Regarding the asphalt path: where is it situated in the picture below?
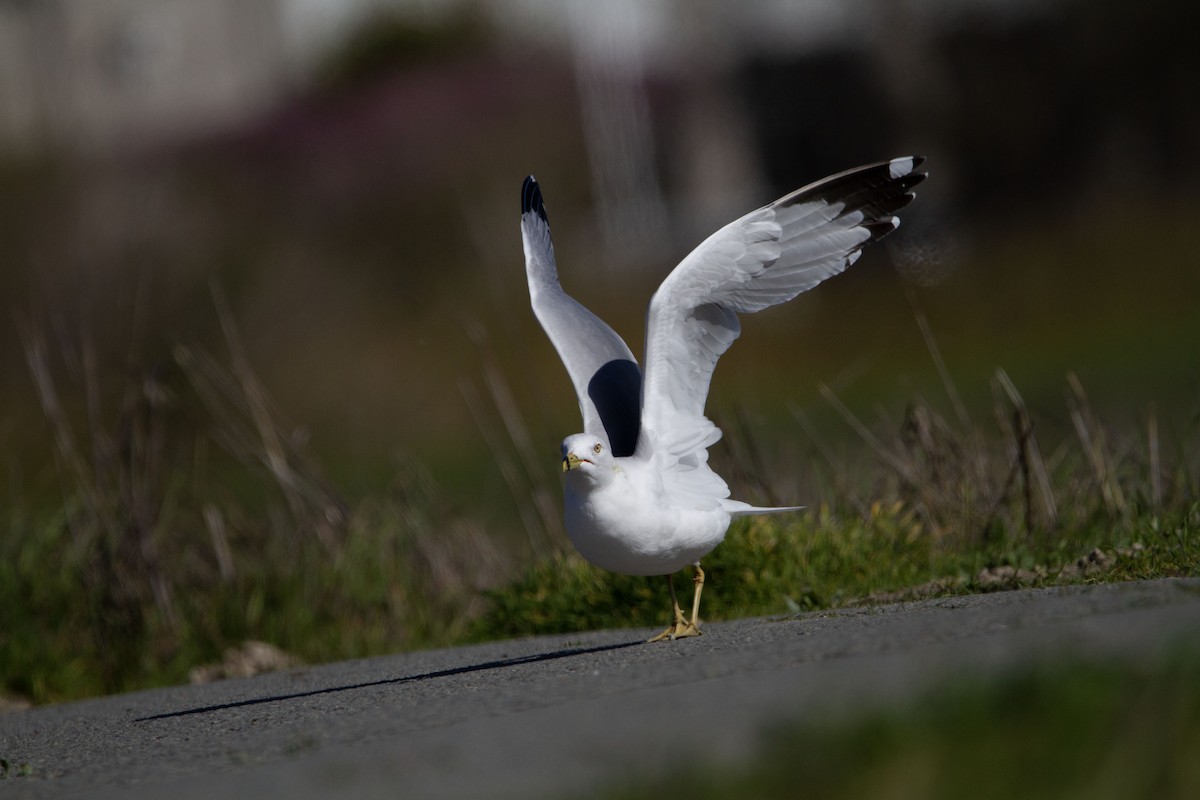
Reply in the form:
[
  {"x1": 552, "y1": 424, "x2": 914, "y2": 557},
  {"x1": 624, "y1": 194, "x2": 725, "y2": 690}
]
[{"x1": 3, "y1": 578, "x2": 1199, "y2": 799}]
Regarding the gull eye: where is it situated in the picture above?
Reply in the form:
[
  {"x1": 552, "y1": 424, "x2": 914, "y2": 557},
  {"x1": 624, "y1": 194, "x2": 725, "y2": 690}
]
[{"x1": 593, "y1": 442, "x2": 603, "y2": 455}]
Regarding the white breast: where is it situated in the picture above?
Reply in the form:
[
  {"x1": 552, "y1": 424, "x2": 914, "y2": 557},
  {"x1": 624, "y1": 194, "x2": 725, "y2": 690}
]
[{"x1": 563, "y1": 470, "x2": 731, "y2": 576}]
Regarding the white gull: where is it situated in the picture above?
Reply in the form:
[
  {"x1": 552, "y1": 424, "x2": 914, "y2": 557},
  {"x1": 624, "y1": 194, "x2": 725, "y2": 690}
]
[{"x1": 520, "y1": 157, "x2": 927, "y2": 641}]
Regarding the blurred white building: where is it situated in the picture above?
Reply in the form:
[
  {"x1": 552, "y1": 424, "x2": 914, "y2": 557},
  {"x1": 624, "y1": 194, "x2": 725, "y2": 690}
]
[
  {"x1": 0, "y1": 0, "x2": 291, "y2": 155},
  {"x1": 0, "y1": 0, "x2": 1047, "y2": 158},
  {"x1": 0, "y1": 0, "x2": 929, "y2": 156}
]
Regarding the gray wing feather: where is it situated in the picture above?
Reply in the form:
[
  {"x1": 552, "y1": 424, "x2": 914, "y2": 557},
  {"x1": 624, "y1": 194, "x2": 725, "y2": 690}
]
[
  {"x1": 641, "y1": 157, "x2": 927, "y2": 471},
  {"x1": 521, "y1": 176, "x2": 642, "y2": 456}
]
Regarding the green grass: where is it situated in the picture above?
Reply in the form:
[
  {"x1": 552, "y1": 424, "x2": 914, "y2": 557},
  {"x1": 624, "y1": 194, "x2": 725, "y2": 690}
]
[
  {"x1": 0, "y1": 490, "x2": 503, "y2": 701},
  {"x1": 596, "y1": 647, "x2": 1200, "y2": 800},
  {"x1": 2, "y1": 282, "x2": 1199, "y2": 705},
  {"x1": 1, "y1": 309, "x2": 512, "y2": 703},
  {"x1": 4, "y1": 336, "x2": 1199, "y2": 703},
  {"x1": 6, "y1": 484, "x2": 1195, "y2": 702},
  {"x1": 471, "y1": 503, "x2": 1200, "y2": 639}
]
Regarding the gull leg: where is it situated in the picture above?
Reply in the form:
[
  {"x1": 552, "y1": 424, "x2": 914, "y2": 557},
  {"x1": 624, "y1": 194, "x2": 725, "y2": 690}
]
[
  {"x1": 647, "y1": 571, "x2": 702, "y2": 643},
  {"x1": 647, "y1": 574, "x2": 683, "y2": 643},
  {"x1": 688, "y1": 563, "x2": 705, "y2": 631}
]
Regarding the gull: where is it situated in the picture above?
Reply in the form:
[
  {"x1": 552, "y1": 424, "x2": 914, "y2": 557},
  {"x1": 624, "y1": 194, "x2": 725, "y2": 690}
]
[{"x1": 520, "y1": 157, "x2": 926, "y2": 641}]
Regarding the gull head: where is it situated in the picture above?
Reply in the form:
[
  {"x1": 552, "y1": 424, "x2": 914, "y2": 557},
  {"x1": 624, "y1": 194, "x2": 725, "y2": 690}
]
[{"x1": 561, "y1": 433, "x2": 615, "y2": 482}]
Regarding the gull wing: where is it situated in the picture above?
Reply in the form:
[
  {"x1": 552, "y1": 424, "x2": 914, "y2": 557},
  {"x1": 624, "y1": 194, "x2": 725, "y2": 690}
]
[
  {"x1": 521, "y1": 176, "x2": 642, "y2": 456},
  {"x1": 639, "y1": 157, "x2": 927, "y2": 491}
]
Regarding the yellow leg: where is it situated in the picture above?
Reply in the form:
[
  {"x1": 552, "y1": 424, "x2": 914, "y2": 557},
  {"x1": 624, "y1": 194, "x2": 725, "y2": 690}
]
[
  {"x1": 647, "y1": 567, "x2": 703, "y2": 643},
  {"x1": 689, "y1": 563, "x2": 705, "y2": 629}
]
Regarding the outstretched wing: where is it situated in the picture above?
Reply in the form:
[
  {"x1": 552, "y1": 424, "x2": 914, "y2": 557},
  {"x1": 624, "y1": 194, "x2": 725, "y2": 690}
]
[
  {"x1": 639, "y1": 156, "x2": 927, "y2": 482},
  {"x1": 521, "y1": 176, "x2": 642, "y2": 456}
]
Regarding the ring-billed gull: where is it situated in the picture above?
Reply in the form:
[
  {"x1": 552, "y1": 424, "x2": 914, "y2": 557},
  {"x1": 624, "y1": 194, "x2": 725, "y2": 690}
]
[{"x1": 520, "y1": 157, "x2": 926, "y2": 641}]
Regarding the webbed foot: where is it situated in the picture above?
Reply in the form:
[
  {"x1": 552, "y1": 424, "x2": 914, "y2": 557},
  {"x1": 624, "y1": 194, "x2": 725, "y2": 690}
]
[{"x1": 646, "y1": 570, "x2": 704, "y2": 642}]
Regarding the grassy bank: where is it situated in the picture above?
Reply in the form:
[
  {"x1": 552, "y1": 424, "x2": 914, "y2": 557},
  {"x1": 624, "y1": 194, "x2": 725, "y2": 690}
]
[
  {"x1": 2, "y1": 291, "x2": 1198, "y2": 704},
  {"x1": 471, "y1": 505, "x2": 1200, "y2": 641}
]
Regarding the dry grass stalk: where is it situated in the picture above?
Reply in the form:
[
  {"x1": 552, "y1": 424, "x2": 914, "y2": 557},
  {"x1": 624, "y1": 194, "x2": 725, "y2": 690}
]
[
  {"x1": 909, "y1": 293, "x2": 997, "y2": 512},
  {"x1": 818, "y1": 382, "x2": 920, "y2": 486},
  {"x1": 203, "y1": 503, "x2": 235, "y2": 582},
  {"x1": 788, "y1": 402, "x2": 869, "y2": 516},
  {"x1": 810, "y1": 313, "x2": 1111, "y2": 542},
  {"x1": 819, "y1": 382, "x2": 966, "y2": 538},
  {"x1": 994, "y1": 368, "x2": 1058, "y2": 529},
  {"x1": 210, "y1": 284, "x2": 346, "y2": 551},
  {"x1": 175, "y1": 284, "x2": 348, "y2": 553},
  {"x1": 909, "y1": 293, "x2": 970, "y2": 432},
  {"x1": 17, "y1": 291, "x2": 181, "y2": 673},
  {"x1": 1066, "y1": 371, "x2": 1127, "y2": 516},
  {"x1": 1147, "y1": 405, "x2": 1162, "y2": 511},
  {"x1": 466, "y1": 321, "x2": 563, "y2": 551},
  {"x1": 18, "y1": 318, "x2": 93, "y2": 540},
  {"x1": 459, "y1": 375, "x2": 552, "y2": 555},
  {"x1": 717, "y1": 403, "x2": 784, "y2": 507}
]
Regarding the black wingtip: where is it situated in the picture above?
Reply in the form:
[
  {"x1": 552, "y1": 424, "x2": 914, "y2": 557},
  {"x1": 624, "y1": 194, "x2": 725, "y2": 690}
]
[
  {"x1": 521, "y1": 175, "x2": 548, "y2": 223},
  {"x1": 886, "y1": 155, "x2": 928, "y2": 182}
]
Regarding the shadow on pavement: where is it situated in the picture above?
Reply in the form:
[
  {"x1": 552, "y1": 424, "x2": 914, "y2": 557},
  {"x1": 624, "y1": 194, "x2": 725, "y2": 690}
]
[{"x1": 135, "y1": 639, "x2": 644, "y2": 722}]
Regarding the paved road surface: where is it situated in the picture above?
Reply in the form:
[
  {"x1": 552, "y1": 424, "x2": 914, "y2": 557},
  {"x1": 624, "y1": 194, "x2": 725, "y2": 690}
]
[{"x1": 2, "y1": 578, "x2": 1198, "y2": 798}]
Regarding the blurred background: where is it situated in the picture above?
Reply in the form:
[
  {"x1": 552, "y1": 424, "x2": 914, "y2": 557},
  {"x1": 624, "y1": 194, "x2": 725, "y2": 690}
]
[{"x1": 1, "y1": 0, "x2": 1198, "y2": 698}]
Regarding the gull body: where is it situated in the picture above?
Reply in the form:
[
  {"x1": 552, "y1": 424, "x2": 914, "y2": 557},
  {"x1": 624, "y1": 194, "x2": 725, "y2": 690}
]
[
  {"x1": 560, "y1": 431, "x2": 733, "y2": 576},
  {"x1": 521, "y1": 158, "x2": 927, "y2": 639}
]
